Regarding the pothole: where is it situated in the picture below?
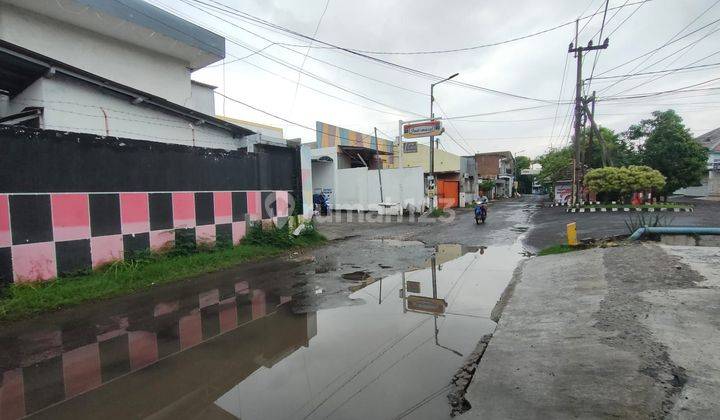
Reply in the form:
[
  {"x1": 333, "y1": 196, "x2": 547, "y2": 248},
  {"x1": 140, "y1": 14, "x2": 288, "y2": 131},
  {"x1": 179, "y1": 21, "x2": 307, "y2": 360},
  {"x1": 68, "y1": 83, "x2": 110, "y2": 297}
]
[{"x1": 341, "y1": 271, "x2": 372, "y2": 281}]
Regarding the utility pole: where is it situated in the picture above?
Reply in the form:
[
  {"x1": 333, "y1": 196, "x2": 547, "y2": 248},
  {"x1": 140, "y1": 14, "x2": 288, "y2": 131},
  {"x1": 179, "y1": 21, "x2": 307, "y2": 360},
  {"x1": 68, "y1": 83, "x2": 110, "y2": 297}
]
[
  {"x1": 586, "y1": 91, "x2": 596, "y2": 171},
  {"x1": 569, "y1": 36, "x2": 608, "y2": 204},
  {"x1": 430, "y1": 85, "x2": 436, "y2": 210},
  {"x1": 429, "y1": 73, "x2": 459, "y2": 210},
  {"x1": 374, "y1": 127, "x2": 384, "y2": 202}
]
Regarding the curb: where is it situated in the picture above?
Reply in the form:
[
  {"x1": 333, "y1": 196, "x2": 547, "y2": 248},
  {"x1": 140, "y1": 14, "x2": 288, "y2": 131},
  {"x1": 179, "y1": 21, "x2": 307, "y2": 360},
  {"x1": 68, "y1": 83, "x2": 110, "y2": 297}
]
[{"x1": 566, "y1": 206, "x2": 693, "y2": 213}]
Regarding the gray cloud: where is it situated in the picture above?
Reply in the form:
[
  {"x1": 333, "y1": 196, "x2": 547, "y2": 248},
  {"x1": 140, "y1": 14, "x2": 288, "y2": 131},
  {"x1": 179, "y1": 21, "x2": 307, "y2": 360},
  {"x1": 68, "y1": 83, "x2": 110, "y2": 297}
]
[{"x1": 154, "y1": 0, "x2": 720, "y2": 158}]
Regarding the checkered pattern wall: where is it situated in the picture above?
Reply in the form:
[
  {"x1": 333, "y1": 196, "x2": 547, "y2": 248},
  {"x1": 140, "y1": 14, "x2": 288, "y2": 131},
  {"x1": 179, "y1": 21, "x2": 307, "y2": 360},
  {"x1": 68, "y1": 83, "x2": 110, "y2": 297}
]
[
  {"x1": 0, "y1": 191, "x2": 291, "y2": 283},
  {"x1": 0, "y1": 281, "x2": 301, "y2": 418}
]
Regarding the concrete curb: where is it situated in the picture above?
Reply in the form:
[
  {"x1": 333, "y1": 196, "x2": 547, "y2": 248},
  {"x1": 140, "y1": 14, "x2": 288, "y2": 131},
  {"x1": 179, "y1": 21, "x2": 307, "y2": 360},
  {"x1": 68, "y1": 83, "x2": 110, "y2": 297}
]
[{"x1": 566, "y1": 206, "x2": 693, "y2": 213}]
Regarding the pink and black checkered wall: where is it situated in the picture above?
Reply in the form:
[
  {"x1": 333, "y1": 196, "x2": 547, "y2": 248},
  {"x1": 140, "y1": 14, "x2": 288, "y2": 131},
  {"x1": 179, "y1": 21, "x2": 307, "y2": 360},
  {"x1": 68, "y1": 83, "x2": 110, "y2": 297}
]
[{"x1": 0, "y1": 126, "x2": 302, "y2": 284}]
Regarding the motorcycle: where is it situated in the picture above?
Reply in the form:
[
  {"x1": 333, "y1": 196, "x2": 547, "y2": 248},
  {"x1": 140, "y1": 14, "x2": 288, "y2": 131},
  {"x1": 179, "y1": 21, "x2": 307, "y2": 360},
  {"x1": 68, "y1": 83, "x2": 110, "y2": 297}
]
[{"x1": 474, "y1": 203, "x2": 487, "y2": 224}]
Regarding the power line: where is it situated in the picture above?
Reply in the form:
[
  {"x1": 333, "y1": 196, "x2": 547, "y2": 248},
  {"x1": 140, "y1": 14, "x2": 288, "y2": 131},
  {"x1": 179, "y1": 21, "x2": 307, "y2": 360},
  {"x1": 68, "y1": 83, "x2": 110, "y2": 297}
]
[
  {"x1": 587, "y1": 0, "x2": 611, "y2": 87},
  {"x1": 598, "y1": 76, "x2": 720, "y2": 100},
  {"x1": 591, "y1": 61, "x2": 720, "y2": 79},
  {"x1": 131, "y1": 0, "x2": 428, "y2": 119},
  {"x1": 288, "y1": 0, "x2": 331, "y2": 118},
  {"x1": 183, "y1": 1, "x2": 428, "y2": 97},
  {"x1": 197, "y1": 0, "x2": 654, "y2": 55},
  {"x1": 549, "y1": 54, "x2": 571, "y2": 149},
  {"x1": 599, "y1": 24, "x2": 720, "y2": 95},
  {"x1": 184, "y1": 0, "x2": 559, "y2": 103},
  {"x1": 214, "y1": 91, "x2": 399, "y2": 149},
  {"x1": 595, "y1": 15, "x2": 720, "y2": 78},
  {"x1": 433, "y1": 100, "x2": 475, "y2": 154},
  {"x1": 610, "y1": 49, "x2": 720, "y2": 96},
  {"x1": 442, "y1": 104, "x2": 568, "y2": 121},
  {"x1": 605, "y1": 0, "x2": 647, "y2": 38}
]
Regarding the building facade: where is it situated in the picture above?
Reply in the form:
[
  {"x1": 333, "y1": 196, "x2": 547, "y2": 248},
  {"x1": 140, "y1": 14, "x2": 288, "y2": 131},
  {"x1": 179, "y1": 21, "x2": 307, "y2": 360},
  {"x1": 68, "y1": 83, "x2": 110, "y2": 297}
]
[
  {"x1": 676, "y1": 128, "x2": 720, "y2": 197},
  {"x1": 475, "y1": 151, "x2": 515, "y2": 198},
  {"x1": 398, "y1": 142, "x2": 462, "y2": 208},
  {"x1": 0, "y1": 0, "x2": 306, "y2": 283}
]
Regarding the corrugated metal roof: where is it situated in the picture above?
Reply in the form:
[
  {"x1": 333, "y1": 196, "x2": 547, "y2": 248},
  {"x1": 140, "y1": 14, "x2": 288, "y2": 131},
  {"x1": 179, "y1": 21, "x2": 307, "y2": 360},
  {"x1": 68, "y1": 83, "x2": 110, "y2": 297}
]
[{"x1": 695, "y1": 127, "x2": 720, "y2": 152}]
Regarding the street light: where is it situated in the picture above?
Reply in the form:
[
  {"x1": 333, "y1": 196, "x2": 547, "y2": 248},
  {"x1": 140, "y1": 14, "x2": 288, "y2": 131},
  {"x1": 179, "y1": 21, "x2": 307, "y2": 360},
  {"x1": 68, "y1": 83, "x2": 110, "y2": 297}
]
[{"x1": 429, "y1": 72, "x2": 459, "y2": 210}]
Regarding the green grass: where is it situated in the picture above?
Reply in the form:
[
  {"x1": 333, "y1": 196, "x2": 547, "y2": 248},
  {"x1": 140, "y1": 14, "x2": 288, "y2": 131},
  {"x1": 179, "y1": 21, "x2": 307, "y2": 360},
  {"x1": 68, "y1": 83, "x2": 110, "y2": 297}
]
[
  {"x1": 0, "y1": 223, "x2": 325, "y2": 323},
  {"x1": 537, "y1": 244, "x2": 581, "y2": 256},
  {"x1": 428, "y1": 208, "x2": 448, "y2": 218}
]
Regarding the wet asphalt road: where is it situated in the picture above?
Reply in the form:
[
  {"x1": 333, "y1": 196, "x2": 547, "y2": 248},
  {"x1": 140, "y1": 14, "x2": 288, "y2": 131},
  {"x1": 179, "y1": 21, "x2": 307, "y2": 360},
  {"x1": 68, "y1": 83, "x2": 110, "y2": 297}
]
[
  {"x1": 1, "y1": 196, "x2": 715, "y2": 419},
  {"x1": 524, "y1": 197, "x2": 720, "y2": 252},
  {"x1": 0, "y1": 198, "x2": 538, "y2": 420}
]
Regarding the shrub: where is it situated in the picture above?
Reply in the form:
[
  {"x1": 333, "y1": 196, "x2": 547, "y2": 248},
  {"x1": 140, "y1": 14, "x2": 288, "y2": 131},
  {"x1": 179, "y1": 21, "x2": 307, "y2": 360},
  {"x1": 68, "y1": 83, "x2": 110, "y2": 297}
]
[{"x1": 584, "y1": 166, "x2": 665, "y2": 201}]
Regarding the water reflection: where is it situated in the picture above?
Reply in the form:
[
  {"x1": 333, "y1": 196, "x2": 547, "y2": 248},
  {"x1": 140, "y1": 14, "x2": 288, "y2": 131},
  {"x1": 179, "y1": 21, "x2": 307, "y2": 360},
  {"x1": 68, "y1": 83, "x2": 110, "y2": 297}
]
[
  {"x1": 216, "y1": 243, "x2": 523, "y2": 420},
  {"x1": 0, "y1": 242, "x2": 524, "y2": 420},
  {"x1": 0, "y1": 281, "x2": 313, "y2": 419}
]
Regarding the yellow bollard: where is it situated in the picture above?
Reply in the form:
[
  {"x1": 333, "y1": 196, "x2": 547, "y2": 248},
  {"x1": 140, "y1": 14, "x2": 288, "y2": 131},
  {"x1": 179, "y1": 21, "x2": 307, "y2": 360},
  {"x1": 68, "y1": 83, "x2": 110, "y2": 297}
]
[{"x1": 566, "y1": 222, "x2": 578, "y2": 246}]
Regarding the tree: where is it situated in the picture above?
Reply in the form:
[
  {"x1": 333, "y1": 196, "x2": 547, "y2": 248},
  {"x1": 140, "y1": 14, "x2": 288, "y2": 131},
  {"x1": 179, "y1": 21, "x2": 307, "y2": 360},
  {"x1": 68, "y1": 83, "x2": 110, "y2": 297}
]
[
  {"x1": 626, "y1": 165, "x2": 666, "y2": 192},
  {"x1": 536, "y1": 147, "x2": 573, "y2": 185},
  {"x1": 626, "y1": 110, "x2": 708, "y2": 199},
  {"x1": 580, "y1": 126, "x2": 639, "y2": 169},
  {"x1": 478, "y1": 179, "x2": 496, "y2": 194},
  {"x1": 514, "y1": 155, "x2": 531, "y2": 176},
  {"x1": 584, "y1": 166, "x2": 665, "y2": 202}
]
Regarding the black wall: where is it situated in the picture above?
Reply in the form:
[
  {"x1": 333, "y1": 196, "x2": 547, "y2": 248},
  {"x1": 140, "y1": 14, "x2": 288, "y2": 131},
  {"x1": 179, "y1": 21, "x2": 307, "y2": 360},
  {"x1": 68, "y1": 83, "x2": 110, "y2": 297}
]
[{"x1": 0, "y1": 126, "x2": 299, "y2": 193}]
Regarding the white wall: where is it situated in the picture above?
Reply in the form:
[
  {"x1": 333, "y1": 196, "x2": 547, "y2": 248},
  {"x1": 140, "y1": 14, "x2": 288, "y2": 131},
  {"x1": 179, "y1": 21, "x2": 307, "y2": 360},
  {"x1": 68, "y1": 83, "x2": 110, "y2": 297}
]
[
  {"x1": 10, "y1": 75, "x2": 241, "y2": 150},
  {"x1": 186, "y1": 83, "x2": 216, "y2": 116},
  {"x1": 335, "y1": 166, "x2": 425, "y2": 213},
  {"x1": 0, "y1": 2, "x2": 191, "y2": 105}
]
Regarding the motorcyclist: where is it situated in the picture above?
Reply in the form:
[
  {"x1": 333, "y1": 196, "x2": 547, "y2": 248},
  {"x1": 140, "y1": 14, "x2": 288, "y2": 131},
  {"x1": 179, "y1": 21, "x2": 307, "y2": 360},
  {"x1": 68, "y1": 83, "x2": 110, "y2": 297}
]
[{"x1": 474, "y1": 195, "x2": 489, "y2": 223}]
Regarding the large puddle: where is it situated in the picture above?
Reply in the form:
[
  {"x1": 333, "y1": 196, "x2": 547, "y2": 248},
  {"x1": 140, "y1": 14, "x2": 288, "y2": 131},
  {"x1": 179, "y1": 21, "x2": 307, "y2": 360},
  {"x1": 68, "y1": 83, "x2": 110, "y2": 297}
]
[{"x1": 0, "y1": 241, "x2": 524, "y2": 420}]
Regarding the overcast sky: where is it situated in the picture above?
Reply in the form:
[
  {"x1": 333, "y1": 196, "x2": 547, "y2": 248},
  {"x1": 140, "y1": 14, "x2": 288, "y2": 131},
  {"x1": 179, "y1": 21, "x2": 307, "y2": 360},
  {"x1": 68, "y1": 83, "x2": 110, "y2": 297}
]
[{"x1": 150, "y1": 0, "x2": 719, "y2": 158}]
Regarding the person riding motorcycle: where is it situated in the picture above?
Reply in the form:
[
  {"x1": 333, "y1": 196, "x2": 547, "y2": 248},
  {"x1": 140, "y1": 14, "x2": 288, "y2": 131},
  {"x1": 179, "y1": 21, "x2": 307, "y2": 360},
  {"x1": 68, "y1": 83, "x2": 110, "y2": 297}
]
[{"x1": 474, "y1": 195, "x2": 488, "y2": 224}]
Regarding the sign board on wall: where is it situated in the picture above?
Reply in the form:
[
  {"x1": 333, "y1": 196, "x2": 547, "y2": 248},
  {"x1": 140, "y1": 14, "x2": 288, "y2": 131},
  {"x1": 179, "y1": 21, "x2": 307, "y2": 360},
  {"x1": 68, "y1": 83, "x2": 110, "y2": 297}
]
[
  {"x1": 403, "y1": 142, "x2": 418, "y2": 153},
  {"x1": 554, "y1": 181, "x2": 572, "y2": 204},
  {"x1": 403, "y1": 120, "x2": 443, "y2": 138}
]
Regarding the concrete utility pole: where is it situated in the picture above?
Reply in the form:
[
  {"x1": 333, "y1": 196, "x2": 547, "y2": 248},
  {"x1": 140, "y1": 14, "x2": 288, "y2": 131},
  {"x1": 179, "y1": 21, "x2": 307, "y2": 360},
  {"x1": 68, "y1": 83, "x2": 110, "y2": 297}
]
[
  {"x1": 374, "y1": 127, "x2": 384, "y2": 202},
  {"x1": 569, "y1": 36, "x2": 608, "y2": 204},
  {"x1": 429, "y1": 73, "x2": 459, "y2": 210},
  {"x1": 586, "y1": 91, "x2": 596, "y2": 167}
]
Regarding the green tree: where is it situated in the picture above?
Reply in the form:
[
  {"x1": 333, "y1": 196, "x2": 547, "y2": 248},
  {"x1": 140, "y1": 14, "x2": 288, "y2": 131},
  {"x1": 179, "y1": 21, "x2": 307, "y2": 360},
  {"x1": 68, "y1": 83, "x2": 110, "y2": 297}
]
[
  {"x1": 626, "y1": 110, "x2": 708, "y2": 199},
  {"x1": 514, "y1": 155, "x2": 531, "y2": 176},
  {"x1": 536, "y1": 147, "x2": 573, "y2": 185},
  {"x1": 580, "y1": 126, "x2": 639, "y2": 169},
  {"x1": 478, "y1": 179, "x2": 496, "y2": 194}
]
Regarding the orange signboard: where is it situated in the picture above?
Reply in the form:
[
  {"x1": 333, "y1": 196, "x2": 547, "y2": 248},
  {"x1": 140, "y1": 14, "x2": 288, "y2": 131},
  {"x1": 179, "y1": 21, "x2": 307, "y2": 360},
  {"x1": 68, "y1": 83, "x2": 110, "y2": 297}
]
[{"x1": 403, "y1": 120, "x2": 443, "y2": 139}]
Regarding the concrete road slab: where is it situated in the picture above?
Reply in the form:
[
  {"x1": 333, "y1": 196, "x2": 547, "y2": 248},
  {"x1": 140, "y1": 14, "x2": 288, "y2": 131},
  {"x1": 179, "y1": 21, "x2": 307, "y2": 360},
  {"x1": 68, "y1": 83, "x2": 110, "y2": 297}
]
[{"x1": 463, "y1": 243, "x2": 719, "y2": 419}]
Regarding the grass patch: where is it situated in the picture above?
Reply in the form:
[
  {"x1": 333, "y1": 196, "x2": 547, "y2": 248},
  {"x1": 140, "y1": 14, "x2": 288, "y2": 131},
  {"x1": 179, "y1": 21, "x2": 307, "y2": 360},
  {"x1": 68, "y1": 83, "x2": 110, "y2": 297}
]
[
  {"x1": 537, "y1": 244, "x2": 581, "y2": 256},
  {"x1": 0, "y1": 221, "x2": 325, "y2": 323},
  {"x1": 428, "y1": 208, "x2": 448, "y2": 218}
]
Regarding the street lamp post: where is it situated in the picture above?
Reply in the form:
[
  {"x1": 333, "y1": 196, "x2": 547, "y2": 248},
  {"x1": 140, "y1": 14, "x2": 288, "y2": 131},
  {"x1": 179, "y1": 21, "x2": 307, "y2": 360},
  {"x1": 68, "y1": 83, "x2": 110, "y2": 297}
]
[{"x1": 429, "y1": 72, "x2": 459, "y2": 210}]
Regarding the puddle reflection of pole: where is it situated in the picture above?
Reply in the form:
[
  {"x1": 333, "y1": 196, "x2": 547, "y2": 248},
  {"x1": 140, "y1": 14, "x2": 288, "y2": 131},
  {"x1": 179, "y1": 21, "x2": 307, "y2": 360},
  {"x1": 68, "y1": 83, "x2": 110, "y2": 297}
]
[
  {"x1": 378, "y1": 278, "x2": 382, "y2": 305},
  {"x1": 401, "y1": 271, "x2": 407, "y2": 313},
  {"x1": 431, "y1": 255, "x2": 463, "y2": 357}
]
